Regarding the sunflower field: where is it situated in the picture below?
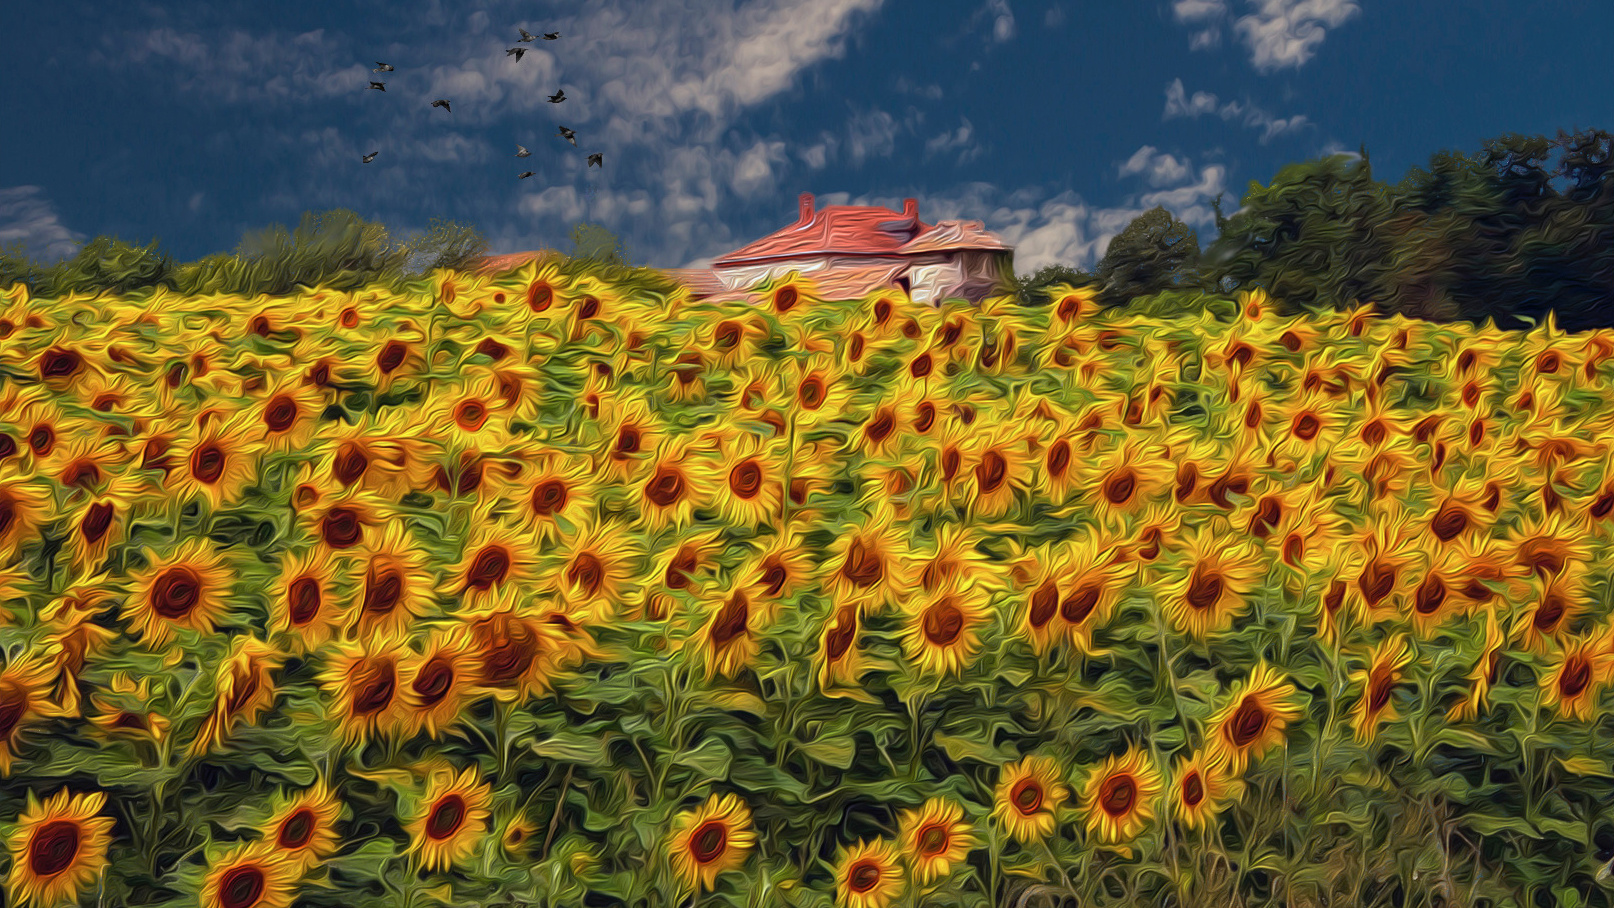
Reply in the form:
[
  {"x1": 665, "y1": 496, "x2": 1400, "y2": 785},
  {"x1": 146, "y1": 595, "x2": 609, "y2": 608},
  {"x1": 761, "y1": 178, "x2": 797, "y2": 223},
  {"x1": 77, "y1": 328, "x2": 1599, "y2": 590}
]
[{"x1": 3, "y1": 257, "x2": 1614, "y2": 908}]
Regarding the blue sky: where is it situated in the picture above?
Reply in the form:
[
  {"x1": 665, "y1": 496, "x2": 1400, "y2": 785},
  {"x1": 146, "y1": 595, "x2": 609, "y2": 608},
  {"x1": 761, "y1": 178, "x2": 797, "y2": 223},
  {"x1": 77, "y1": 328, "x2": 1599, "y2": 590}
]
[{"x1": 2, "y1": 0, "x2": 1609, "y2": 275}]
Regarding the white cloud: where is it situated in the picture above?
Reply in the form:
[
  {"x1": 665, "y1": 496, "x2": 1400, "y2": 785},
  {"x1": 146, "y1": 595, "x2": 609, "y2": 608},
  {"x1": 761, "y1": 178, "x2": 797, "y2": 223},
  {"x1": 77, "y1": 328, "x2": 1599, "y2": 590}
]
[
  {"x1": 1162, "y1": 79, "x2": 1311, "y2": 144},
  {"x1": 923, "y1": 117, "x2": 985, "y2": 166},
  {"x1": 1119, "y1": 146, "x2": 1191, "y2": 186},
  {"x1": 1234, "y1": 0, "x2": 1362, "y2": 72},
  {"x1": 1169, "y1": 0, "x2": 1357, "y2": 70},
  {"x1": 844, "y1": 108, "x2": 902, "y2": 167},
  {"x1": 188, "y1": 192, "x2": 205, "y2": 214},
  {"x1": 731, "y1": 140, "x2": 790, "y2": 199},
  {"x1": 987, "y1": 0, "x2": 1017, "y2": 43},
  {"x1": 0, "y1": 186, "x2": 87, "y2": 263},
  {"x1": 893, "y1": 75, "x2": 945, "y2": 99},
  {"x1": 1044, "y1": 6, "x2": 1066, "y2": 28}
]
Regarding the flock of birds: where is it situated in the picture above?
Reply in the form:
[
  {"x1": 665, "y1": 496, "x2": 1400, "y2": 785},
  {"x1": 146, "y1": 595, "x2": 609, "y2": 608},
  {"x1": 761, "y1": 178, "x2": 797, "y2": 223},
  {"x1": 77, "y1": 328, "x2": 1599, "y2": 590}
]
[{"x1": 361, "y1": 26, "x2": 603, "y2": 177}]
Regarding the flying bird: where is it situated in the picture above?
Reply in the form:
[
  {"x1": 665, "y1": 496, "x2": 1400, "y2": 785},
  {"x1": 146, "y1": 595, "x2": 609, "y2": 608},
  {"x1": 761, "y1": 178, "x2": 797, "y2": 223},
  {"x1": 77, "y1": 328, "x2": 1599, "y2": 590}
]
[
  {"x1": 556, "y1": 126, "x2": 576, "y2": 145},
  {"x1": 519, "y1": 171, "x2": 536, "y2": 179},
  {"x1": 431, "y1": 99, "x2": 452, "y2": 112},
  {"x1": 518, "y1": 28, "x2": 536, "y2": 42},
  {"x1": 547, "y1": 89, "x2": 565, "y2": 103},
  {"x1": 368, "y1": 81, "x2": 386, "y2": 91},
  {"x1": 516, "y1": 144, "x2": 530, "y2": 157},
  {"x1": 543, "y1": 32, "x2": 560, "y2": 40},
  {"x1": 363, "y1": 151, "x2": 378, "y2": 163},
  {"x1": 373, "y1": 62, "x2": 394, "y2": 72},
  {"x1": 507, "y1": 47, "x2": 526, "y2": 61},
  {"x1": 588, "y1": 153, "x2": 602, "y2": 168}
]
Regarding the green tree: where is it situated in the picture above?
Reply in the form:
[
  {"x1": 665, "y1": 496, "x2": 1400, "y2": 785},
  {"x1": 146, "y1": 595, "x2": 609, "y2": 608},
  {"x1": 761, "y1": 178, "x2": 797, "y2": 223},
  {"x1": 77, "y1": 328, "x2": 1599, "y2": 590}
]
[
  {"x1": 567, "y1": 222, "x2": 632, "y2": 268},
  {"x1": 27, "y1": 236, "x2": 175, "y2": 299},
  {"x1": 1094, "y1": 206, "x2": 1204, "y2": 310},
  {"x1": 1007, "y1": 262, "x2": 1098, "y2": 306},
  {"x1": 389, "y1": 217, "x2": 492, "y2": 280}
]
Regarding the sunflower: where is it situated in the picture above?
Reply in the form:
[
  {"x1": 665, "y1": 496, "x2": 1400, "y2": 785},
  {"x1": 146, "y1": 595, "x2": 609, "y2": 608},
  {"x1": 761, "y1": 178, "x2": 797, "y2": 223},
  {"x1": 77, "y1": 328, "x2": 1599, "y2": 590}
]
[
  {"x1": 1447, "y1": 608, "x2": 1509, "y2": 722},
  {"x1": 1512, "y1": 571, "x2": 1591, "y2": 656},
  {"x1": 911, "y1": 519, "x2": 1006, "y2": 598},
  {"x1": 498, "y1": 812, "x2": 539, "y2": 860},
  {"x1": 1156, "y1": 523, "x2": 1265, "y2": 641},
  {"x1": 56, "y1": 469, "x2": 146, "y2": 578},
  {"x1": 991, "y1": 755, "x2": 1069, "y2": 844},
  {"x1": 398, "y1": 627, "x2": 482, "y2": 740},
  {"x1": 1079, "y1": 747, "x2": 1164, "y2": 846},
  {"x1": 648, "y1": 526, "x2": 727, "y2": 605},
  {"x1": 696, "y1": 313, "x2": 765, "y2": 371},
  {"x1": 246, "y1": 374, "x2": 326, "y2": 457},
  {"x1": 709, "y1": 431, "x2": 787, "y2": 530},
  {"x1": 689, "y1": 581, "x2": 768, "y2": 681},
  {"x1": 444, "y1": 516, "x2": 537, "y2": 609},
  {"x1": 0, "y1": 466, "x2": 51, "y2": 565},
  {"x1": 1405, "y1": 548, "x2": 1467, "y2": 639},
  {"x1": 506, "y1": 449, "x2": 597, "y2": 541},
  {"x1": 1010, "y1": 544, "x2": 1070, "y2": 658},
  {"x1": 417, "y1": 376, "x2": 516, "y2": 453},
  {"x1": 39, "y1": 430, "x2": 129, "y2": 494},
  {"x1": 833, "y1": 839, "x2": 905, "y2": 908},
  {"x1": 1170, "y1": 748, "x2": 1243, "y2": 832},
  {"x1": 162, "y1": 412, "x2": 260, "y2": 516},
  {"x1": 318, "y1": 633, "x2": 411, "y2": 747},
  {"x1": 631, "y1": 438, "x2": 720, "y2": 534},
  {"x1": 315, "y1": 413, "x2": 421, "y2": 499},
  {"x1": 303, "y1": 488, "x2": 395, "y2": 556},
  {"x1": 591, "y1": 393, "x2": 663, "y2": 485},
  {"x1": 902, "y1": 578, "x2": 991, "y2": 679},
  {"x1": 895, "y1": 798, "x2": 975, "y2": 886},
  {"x1": 192, "y1": 634, "x2": 285, "y2": 758},
  {"x1": 786, "y1": 360, "x2": 857, "y2": 434},
  {"x1": 1541, "y1": 634, "x2": 1612, "y2": 723},
  {"x1": 541, "y1": 519, "x2": 640, "y2": 625},
  {"x1": 406, "y1": 765, "x2": 494, "y2": 874},
  {"x1": 1349, "y1": 633, "x2": 1415, "y2": 745},
  {"x1": 356, "y1": 325, "x2": 427, "y2": 396},
  {"x1": 339, "y1": 521, "x2": 438, "y2": 641},
  {"x1": 1502, "y1": 508, "x2": 1595, "y2": 583},
  {"x1": 821, "y1": 516, "x2": 915, "y2": 615},
  {"x1": 666, "y1": 793, "x2": 756, "y2": 894},
  {"x1": 122, "y1": 538, "x2": 237, "y2": 647},
  {"x1": 461, "y1": 590, "x2": 597, "y2": 703},
  {"x1": 199, "y1": 841, "x2": 300, "y2": 908},
  {"x1": 260, "y1": 781, "x2": 343, "y2": 874},
  {"x1": 957, "y1": 422, "x2": 1033, "y2": 521},
  {"x1": 1076, "y1": 434, "x2": 1173, "y2": 531},
  {"x1": 265, "y1": 547, "x2": 351, "y2": 655},
  {"x1": 814, "y1": 602, "x2": 873, "y2": 700},
  {"x1": 4, "y1": 788, "x2": 116, "y2": 908},
  {"x1": 1207, "y1": 663, "x2": 1304, "y2": 773}
]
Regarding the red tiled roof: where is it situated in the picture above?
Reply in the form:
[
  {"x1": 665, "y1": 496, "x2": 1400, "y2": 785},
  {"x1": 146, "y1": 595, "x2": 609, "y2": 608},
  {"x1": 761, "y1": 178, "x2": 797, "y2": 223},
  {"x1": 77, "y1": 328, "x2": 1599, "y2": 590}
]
[
  {"x1": 709, "y1": 194, "x2": 927, "y2": 267},
  {"x1": 899, "y1": 220, "x2": 1013, "y2": 254}
]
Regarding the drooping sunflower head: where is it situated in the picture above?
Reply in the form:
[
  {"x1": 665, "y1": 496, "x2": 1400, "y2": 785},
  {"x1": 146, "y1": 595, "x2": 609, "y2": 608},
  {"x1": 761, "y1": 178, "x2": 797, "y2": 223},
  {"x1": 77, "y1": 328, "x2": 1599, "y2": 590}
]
[
  {"x1": 1157, "y1": 523, "x2": 1265, "y2": 641},
  {"x1": 821, "y1": 517, "x2": 914, "y2": 615},
  {"x1": 266, "y1": 546, "x2": 351, "y2": 655},
  {"x1": 667, "y1": 793, "x2": 757, "y2": 894},
  {"x1": 317, "y1": 633, "x2": 410, "y2": 747},
  {"x1": 398, "y1": 625, "x2": 482, "y2": 741},
  {"x1": 191, "y1": 634, "x2": 285, "y2": 758},
  {"x1": 901, "y1": 579, "x2": 991, "y2": 680},
  {"x1": 1540, "y1": 633, "x2": 1612, "y2": 724},
  {"x1": 991, "y1": 755, "x2": 1069, "y2": 845},
  {"x1": 1080, "y1": 746, "x2": 1165, "y2": 846},
  {"x1": 1348, "y1": 634, "x2": 1415, "y2": 745},
  {"x1": 1170, "y1": 748, "x2": 1243, "y2": 833},
  {"x1": 197, "y1": 841, "x2": 300, "y2": 908},
  {"x1": 1207, "y1": 663, "x2": 1305, "y2": 773}
]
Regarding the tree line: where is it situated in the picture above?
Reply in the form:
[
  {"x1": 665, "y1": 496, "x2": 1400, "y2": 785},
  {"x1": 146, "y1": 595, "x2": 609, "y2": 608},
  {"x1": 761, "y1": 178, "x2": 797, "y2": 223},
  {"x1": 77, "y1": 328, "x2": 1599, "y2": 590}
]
[
  {"x1": 4, "y1": 127, "x2": 1610, "y2": 332},
  {"x1": 1009, "y1": 127, "x2": 1614, "y2": 332}
]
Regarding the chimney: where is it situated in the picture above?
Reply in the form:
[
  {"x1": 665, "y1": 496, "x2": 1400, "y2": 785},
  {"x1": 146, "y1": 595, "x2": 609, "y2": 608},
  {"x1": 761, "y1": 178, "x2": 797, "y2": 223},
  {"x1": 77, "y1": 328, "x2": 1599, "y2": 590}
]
[
  {"x1": 903, "y1": 198, "x2": 918, "y2": 219},
  {"x1": 798, "y1": 192, "x2": 815, "y2": 224}
]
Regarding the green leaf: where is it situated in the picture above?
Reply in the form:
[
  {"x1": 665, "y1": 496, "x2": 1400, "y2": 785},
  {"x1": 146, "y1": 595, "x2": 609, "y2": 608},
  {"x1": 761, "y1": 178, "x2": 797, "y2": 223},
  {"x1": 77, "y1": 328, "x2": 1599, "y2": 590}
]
[
  {"x1": 796, "y1": 734, "x2": 856, "y2": 770},
  {"x1": 1462, "y1": 813, "x2": 1540, "y2": 838},
  {"x1": 679, "y1": 736, "x2": 734, "y2": 780},
  {"x1": 531, "y1": 732, "x2": 608, "y2": 764},
  {"x1": 932, "y1": 731, "x2": 1014, "y2": 765}
]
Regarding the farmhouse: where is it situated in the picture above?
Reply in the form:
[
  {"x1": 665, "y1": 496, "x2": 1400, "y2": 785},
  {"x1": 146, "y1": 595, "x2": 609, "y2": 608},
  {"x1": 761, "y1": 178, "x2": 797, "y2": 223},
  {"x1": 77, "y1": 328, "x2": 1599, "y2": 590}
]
[{"x1": 666, "y1": 193, "x2": 1015, "y2": 306}]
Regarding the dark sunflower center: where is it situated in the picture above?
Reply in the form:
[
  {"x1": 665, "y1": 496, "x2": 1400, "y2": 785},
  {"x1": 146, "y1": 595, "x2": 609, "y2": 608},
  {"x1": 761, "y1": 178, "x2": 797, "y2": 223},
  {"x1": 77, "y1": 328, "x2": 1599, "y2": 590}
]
[
  {"x1": 848, "y1": 860, "x2": 881, "y2": 893},
  {"x1": 1102, "y1": 469, "x2": 1137, "y2": 504},
  {"x1": 1185, "y1": 567, "x2": 1225, "y2": 612},
  {"x1": 478, "y1": 617, "x2": 539, "y2": 685},
  {"x1": 0, "y1": 684, "x2": 27, "y2": 738},
  {"x1": 840, "y1": 539, "x2": 883, "y2": 588},
  {"x1": 566, "y1": 553, "x2": 605, "y2": 598},
  {"x1": 1561, "y1": 656, "x2": 1592, "y2": 698},
  {"x1": 976, "y1": 452, "x2": 1009, "y2": 494},
  {"x1": 1227, "y1": 698, "x2": 1270, "y2": 748},
  {"x1": 152, "y1": 566, "x2": 202, "y2": 619},
  {"x1": 27, "y1": 819, "x2": 81, "y2": 876},
  {"x1": 729, "y1": 460, "x2": 763, "y2": 498},
  {"x1": 1098, "y1": 774, "x2": 1137, "y2": 817},
  {"x1": 362, "y1": 567, "x2": 404, "y2": 616},
  {"x1": 1047, "y1": 440, "x2": 1071, "y2": 478},
  {"x1": 288, "y1": 577, "x2": 322, "y2": 625},
  {"x1": 223, "y1": 667, "x2": 261, "y2": 716},
  {"x1": 80, "y1": 502, "x2": 115, "y2": 544},
  {"x1": 1358, "y1": 558, "x2": 1397, "y2": 607},
  {"x1": 426, "y1": 795, "x2": 467, "y2": 840},
  {"x1": 191, "y1": 444, "x2": 226, "y2": 483},
  {"x1": 413, "y1": 656, "x2": 454, "y2": 706},
  {"x1": 1181, "y1": 771, "x2": 1205, "y2": 807},
  {"x1": 454, "y1": 400, "x2": 487, "y2": 430},
  {"x1": 531, "y1": 479, "x2": 569, "y2": 516},
  {"x1": 321, "y1": 508, "x2": 362, "y2": 549},
  {"x1": 910, "y1": 352, "x2": 933, "y2": 378},
  {"x1": 1414, "y1": 576, "x2": 1447, "y2": 615},
  {"x1": 798, "y1": 376, "x2": 826, "y2": 410},
  {"x1": 645, "y1": 467, "x2": 686, "y2": 507},
  {"x1": 29, "y1": 424, "x2": 54, "y2": 456},
  {"x1": 923, "y1": 597, "x2": 965, "y2": 646},
  {"x1": 760, "y1": 560, "x2": 788, "y2": 597},
  {"x1": 917, "y1": 823, "x2": 949, "y2": 856},
  {"x1": 527, "y1": 281, "x2": 553, "y2": 312},
  {"x1": 1534, "y1": 594, "x2": 1567, "y2": 632},
  {"x1": 711, "y1": 592, "x2": 751, "y2": 647},
  {"x1": 1431, "y1": 504, "x2": 1468, "y2": 542},
  {"x1": 351, "y1": 660, "x2": 397, "y2": 715},
  {"x1": 1368, "y1": 666, "x2": 1396, "y2": 713},
  {"x1": 377, "y1": 342, "x2": 407, "y2": 373},
  {"x1": 264, "y1": 396, "x2": 298, "y2": 433},
  {"x1": 1293, "y1": 413, "x2": 1321, "y2": 440},
  {"x1": 278, "y1": 808, "x2": 317, "y2": 850},
  {"x1": 466, "y1": 546, "x2": 511, "y2": 591},
  {"x1": 333, "y1": 444, "x2": 369, "y2": 486},
  {"x1": 1010, "y1": 779, "x2": 1044, "y2": 815},
  {"x1": 915, "y1": 402, "x2": 937, "y2": 434},
  {"x1": 690, "y1": 820, "x2": 727, "y2": 863},
  {"x1": 1029, "y1": 581, "x2": 1059, "y2": 629},
  {"x1": 865, "y1": 410, "x2": 896, "y2": 445},
  {"x1": 825, "y1": 606, "x2": 858, "y2": 660},
  {"x1": 218, "y1": 865, "x2": 266, "y2": 908},
  {"x1": 40, "y1": 347, "x2": 82, "y2": 379},
  {"x1": 773, "y1": 286, "x2": 798, "y2": 313}
]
